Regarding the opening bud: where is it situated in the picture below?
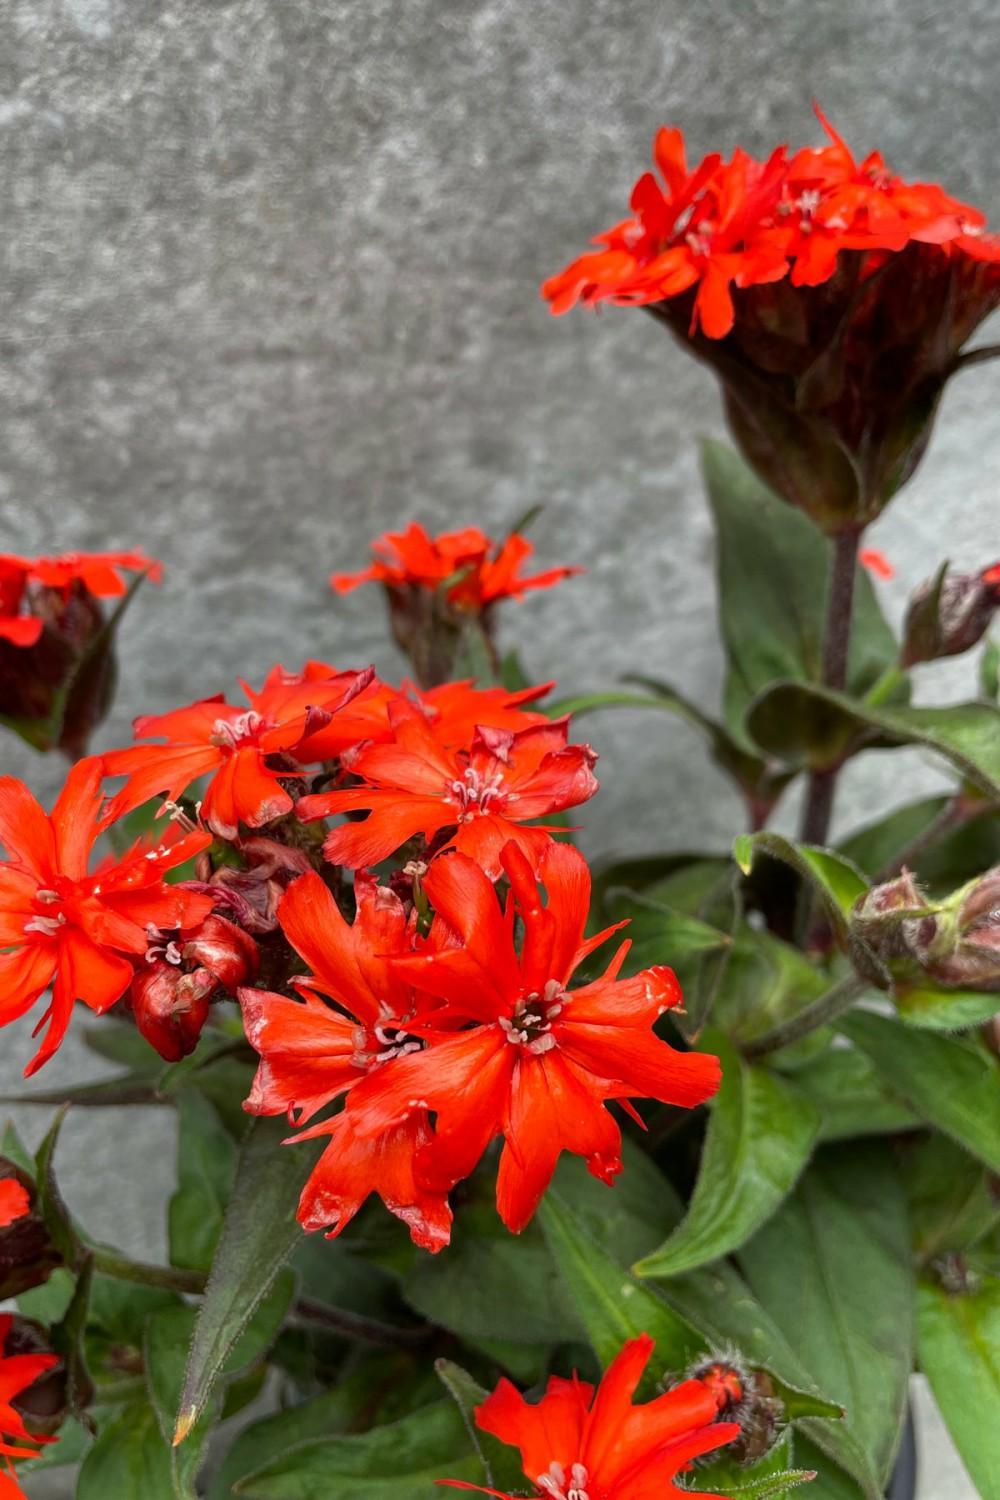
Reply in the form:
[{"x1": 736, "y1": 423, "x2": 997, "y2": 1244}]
[
  {"x1": 0, "y1": 1161, "x2": 62, "y2": 1300},
  {"x1": 901, "y1": 561, "x2": 1000, "y2": 668}
]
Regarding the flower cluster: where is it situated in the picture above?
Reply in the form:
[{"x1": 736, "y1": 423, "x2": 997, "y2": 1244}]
[
  {"x1": 543, "y1": 110, "x2": 1000, "y2": 532},
  {"x1": 440, "y1": 1334, "x2": 743, "y2": 1500},
  {"x1": 543, "y1": 107, "x2": 1000, "y2": 337},
  {"x1": 0, "y1": 532, "x2": 720, "y2": 1246},
  {"x1": 332, "y1": 522, "x2": 580, "y2": 613}
]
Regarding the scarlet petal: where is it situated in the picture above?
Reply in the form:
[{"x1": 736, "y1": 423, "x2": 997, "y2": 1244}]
[
  {"x1": 0, "y1": 1179, "x2": 30, "y2": 1228},
  {"x1": 239, "y1": 986, "x2": 360, "y2": 1124},
  {"x1": 0, "y1": 779, "x2": 56, "y2": 881},
  {"x1": 278, "y1": 872, "x2": 381, "y2": 1026},
  {"x1": 295, "y1": 1111, "x2": 452, "y2": 1253},
  {"x1": 322, "y1": 798, "x2": 449, "y2": 868},
  {"x1": 560, "y1": 1024, "x2": 721, "y2": 1110}
]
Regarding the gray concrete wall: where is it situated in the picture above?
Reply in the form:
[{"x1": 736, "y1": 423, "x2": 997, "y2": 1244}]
[{"x1": 3, "y1": 3, "x2": 999, "y2": 1494}]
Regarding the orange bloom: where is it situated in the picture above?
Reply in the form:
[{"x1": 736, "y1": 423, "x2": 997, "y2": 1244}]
[
  {"x1": 332, "y1": 523, "x2": 580, "y2": 612},
  {"x1": 104, "y1": 665, "x2": 374, "y2": 840},
  {"x1": 439, "y1": 1334, "x2": 741, "y2": 1500},
  {"x1": 0, "y1": 1184, "x2": 29, "y2": 1231},
  {"x1": 349, "y1": 841, "x2": 720, "y2": 1233},
  {"x1": 0, "y1": 760, "x2": 212, "y2": 1074},
  {"x1": 297, "y1": 711, "x2": 598, "y2": 879}
]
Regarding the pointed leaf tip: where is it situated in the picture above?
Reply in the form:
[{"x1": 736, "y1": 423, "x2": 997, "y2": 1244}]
[{"x1": 172, "y1": 1408, "x2": 197, "y2": 1447}]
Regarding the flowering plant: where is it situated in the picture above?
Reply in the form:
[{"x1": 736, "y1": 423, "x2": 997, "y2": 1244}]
[{"x1": 3, "y1": 112, "x2": 1000, "y2": 1500}]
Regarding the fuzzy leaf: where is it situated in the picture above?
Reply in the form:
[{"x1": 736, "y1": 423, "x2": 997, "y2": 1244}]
[{"x1": 917, "y1": 1273, "x2": 1000, "y2": 1500}]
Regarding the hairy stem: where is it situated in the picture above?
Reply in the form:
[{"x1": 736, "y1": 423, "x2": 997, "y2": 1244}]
[
  {"x1": 91, "y1": 1249, "x2": 428, "y2": 1348},
  {"x1": 743, "y1": 973, "x2": 868, "y2": 1060},
  {"x1": 799, "y1": 528, "x2": 862, "y2": 847}
]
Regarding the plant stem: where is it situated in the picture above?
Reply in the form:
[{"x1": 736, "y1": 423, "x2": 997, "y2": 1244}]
[
  {"x1": 799, "y1": 528, "x2": 861, "y2": 847},
  {"x1": 91, "y1": 1249, "x2": 429, "y2": 1348},
  {"x1": 863, "y1": 662, "x2": 905, "y2": 709},
  {"x1": 743, "y1": 973, "x2": 868, "y2": 1060},
  {"x1": 872, "y1": 796, "x2": 967, "y2": 884}
]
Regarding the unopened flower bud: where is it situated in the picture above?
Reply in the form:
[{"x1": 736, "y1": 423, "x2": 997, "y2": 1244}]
[
  {"x1": 917, "y1": 866, "x2": 1000, "y2": 991},
  {"x1": 183, "y1": 914, "x2": 259, "y2": 992},
  {"x1": 0, "y1": 1161, "x2": 61, "y2": 1300},
  {"x1": 130, "y1": 962, "x2": 216, "y2": 1061},
  {"x1": 851, "y1": 871, "x2": 938, "y2": 967},
  {"x1": 684, "y1": 1355, "x2": 786, "y2": 1466},
  {"x1": 901, "y1": 561, "x2": 1000, "y2": 668}
]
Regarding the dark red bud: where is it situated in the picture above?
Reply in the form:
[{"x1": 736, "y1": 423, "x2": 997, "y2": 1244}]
[
  {"x1": 0, "y1": 581, "x2": 114, "y2": 758},
  {"x1": 183, "y1": 914, "x2": 259, "y2": 992},
  {"x1": 2, "y1": 1317, "x2": 69, "y2": 1435},
  {"x1": 130, "y1": 962, "x2": 216, "y2": 1061},
  {"x1": 901, "y1": 561, "x2": 1000, "y2": 668},
  {"x1": 0, "y1": 1160, "x2": 61, "y2": 1299}
]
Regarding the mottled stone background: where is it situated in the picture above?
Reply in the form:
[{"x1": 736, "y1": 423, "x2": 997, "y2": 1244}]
[{"x1": 3, "y1": 0, "x2": 999, "y2": 1493}]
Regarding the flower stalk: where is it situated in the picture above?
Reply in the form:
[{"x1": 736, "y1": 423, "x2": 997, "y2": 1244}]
[{"x1": 799, "y1": 528, "x2": 861, "y2": 848}]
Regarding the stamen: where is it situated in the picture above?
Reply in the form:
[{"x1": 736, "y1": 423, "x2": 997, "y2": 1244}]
[{"x1": 25, "y1": 913, "x2": 65, "y2": 938}]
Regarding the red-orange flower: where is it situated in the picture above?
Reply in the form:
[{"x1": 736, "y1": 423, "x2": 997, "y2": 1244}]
[
  {"x1": 0, "y1": 760, "x2": 212, "y2": 1074},
  {"x1": 0, "y1": 1313, "x2": 59, "y2": 1500},
  {"x1": 239, "y1": 870, "x2": 452, "y2": 1251},
  {"x1": 439, "y1": 1334, "x2": 741, "y2": 1500},
  {"x1": 332, "y1": 523, "x2": 580, "y2": 612},
  {"x1": 0, "y1": 550, "x2": 161, "y2": 647},
  {"x1": 348, "y1": 841, "x2": 721, "y2": 1232},
  {"x1": 104, "y1": 665, "x2": 374, "y2": 839},
  {"x1": 298, "y1": 712, "x2": 598, "y2": 879},
  {"x1": 543, "y1": 109, "x2": 1000, "y2": 531}
]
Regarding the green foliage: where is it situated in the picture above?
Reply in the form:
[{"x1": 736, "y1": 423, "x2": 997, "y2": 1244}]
[
  {"x1": 634, "y1": 1031, "x2": 820, "y2": 1277},
  {"x1": 917, "y1": 1273, "x2": 1000, "y2": 1500}
]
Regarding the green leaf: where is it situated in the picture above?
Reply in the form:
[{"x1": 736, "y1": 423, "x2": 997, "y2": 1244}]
[
  {"x1": 1, "y1": 1120, "x2": 33, "y2": 1174},
  {"x1": 169, "y1": 1092, "x2": 237, "y2": 1273},
  {"x1": 635, "y1": 1032, "x2": 820, "y2": 1278},
  {"x1": 711, "y1": 926, "x2": 829, "y2": 1050},
  {"x1": 33, "y1": 1105, "x2": 80, "y2": 1266},
  {"x1": 435, "y1": 1359, "x2": 526, "y2": 1495},
  {"x1": 52, "y1": 1253, "x2": 95, "y2": 1425},
  {"x1": 538, "y1": 1190, "x2": 704, "y2": 1385},
  {"x1": 748, "y1": 681, "x2": 1000, "y2": 797},
  {"x1": 148, "y1": 1278, "x2": 294, "y2": 1499},
  {"x1": 738, "y1": 1144, "x2": 913, "y2": 1495},
  {"x1": 210, "y1": 1363, "x2": 426, "y2": 1500},
  {"x1": 234, "y1": 1401, "x2": 483, "y2": 1498},
  {"x1": 780, "y1": 1048, "x2": 919, "y2": 1142},
  {"x1": 702, "y1": 439, "x2": 901, "y2": 747},
  {"x1": 402, "y1": 1142, "x2": 679, "y2": 1345},
  {"x1": 175, "y1": 1117, "x2": 318, "y2": 1444},
  {"x1": 77, "y1": 1401, "x2": 176, "y2": 1499},
  {"x1": 734, "y1": 833, "x2": 868, "y2": 935},
  {"x1": 839, "y1": 796, "x2": 948, "y2": 877},
  {"x1": 903, "y1": 1135, "x2": 1000, "y2": 1264},
  {"x1": 917, "y1": 1273, "x2": 1000, "y2": 1500},
  {"x1": 839, "y1": 1010, "x2": 1000, "y2": 1174},
  {"x1": 894, "y1": 984, "x2": 1000, "y2": 1031}
]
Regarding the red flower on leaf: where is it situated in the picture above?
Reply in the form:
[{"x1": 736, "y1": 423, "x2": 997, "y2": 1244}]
[
  {"x1": 298, "y1": 712, "x2": 598, "y2": 879},
  {"x1": 348, "y1": 840, "x2": 720, "y2": 1232},
  {"x1": 0, "y1": 1184, "x2": 29, "y2": 1231},
  {"x1": 0, "y1": 1313, "x2": 60, "y2": 1500},
  {"x1": 332, "y1": 523, "x2": 580, "y2": 612},
  {"x1": 0, "y1": 550, "x2": 161, "y2": 648},
  {"x1": 439, "y1": 1334, "x2": 741, "y2": 1500},
  {"x1": 104, "y1": 665, "x2": 375, "y2": 839},
  {"x1": 239, "y1": 869, "x2": 452, "y2": 1252},
  {"x1": 0, "y1": 760, "x2": 212, "y2": 1074}
]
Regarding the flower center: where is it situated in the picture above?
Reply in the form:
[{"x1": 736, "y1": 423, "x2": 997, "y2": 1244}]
[
  {"x1": 209, "y1": 711, "x2": 265, "y2": 750},
  {"x1": 537, "y1": 1461, "x2": 591, "y2": 1500},
  {"x1": 447, "y1": 766, "x2": 507, "y2": 821},
  {"x1": 24, "y1": 889, "x2": 67, "y2": 939},
  {"x1": 499, "y1": 978, "x2": 566, "y2": 1054},
  {"x1": 144, "y1": 924, "x2": 184, "y2": 965},
  {"x1": 352, "y1": 1017, "x2": 424, "y2": 1070}
]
